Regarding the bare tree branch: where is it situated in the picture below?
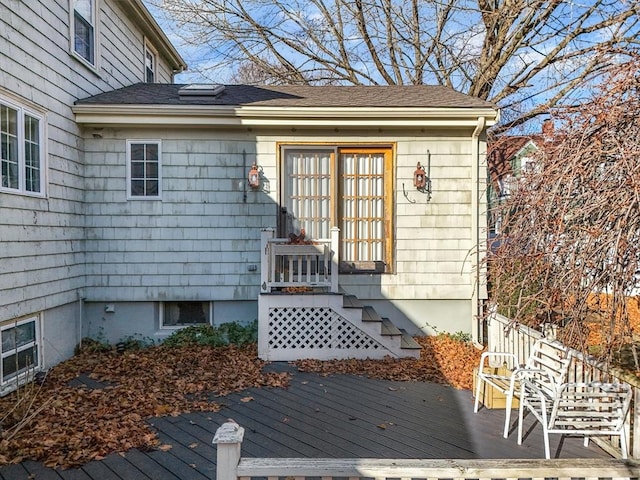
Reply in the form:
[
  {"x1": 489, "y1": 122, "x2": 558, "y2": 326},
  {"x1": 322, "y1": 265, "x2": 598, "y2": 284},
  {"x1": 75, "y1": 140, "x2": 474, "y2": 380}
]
[
  {"x1": 151, "y1": 0, "x2": 640, "y2": 129},
  {"x1": 488, "y1": 60, "x2": 640, "y2": 361}
]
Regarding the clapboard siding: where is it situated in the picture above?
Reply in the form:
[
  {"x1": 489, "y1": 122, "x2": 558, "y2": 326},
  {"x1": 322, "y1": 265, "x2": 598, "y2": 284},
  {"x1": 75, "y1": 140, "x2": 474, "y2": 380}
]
[{"x1": 0, "y1": 0, "x2": 183, "y2": 363}]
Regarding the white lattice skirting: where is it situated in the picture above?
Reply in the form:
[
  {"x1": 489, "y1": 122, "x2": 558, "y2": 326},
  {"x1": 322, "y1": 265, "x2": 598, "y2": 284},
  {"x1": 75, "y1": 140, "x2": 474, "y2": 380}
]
[
  {"x1": 269, "y1": 306, "x2": 384, "y2": 350},
  {"x1": 258, "y1": 294, "x2": 393, "y2": 361}
]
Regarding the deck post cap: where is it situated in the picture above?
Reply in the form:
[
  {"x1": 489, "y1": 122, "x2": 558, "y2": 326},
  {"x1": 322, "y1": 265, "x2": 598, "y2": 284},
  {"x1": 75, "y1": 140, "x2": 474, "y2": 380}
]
[{"x1": 213, "y1": 421, "x2": 245, "y2": 444}]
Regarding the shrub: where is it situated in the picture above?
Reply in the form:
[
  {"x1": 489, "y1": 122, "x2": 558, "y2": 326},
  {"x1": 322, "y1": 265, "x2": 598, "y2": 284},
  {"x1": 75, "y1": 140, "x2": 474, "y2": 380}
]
[{"x1": 162, "y1": 320, "x2": 258, "y2": 348}]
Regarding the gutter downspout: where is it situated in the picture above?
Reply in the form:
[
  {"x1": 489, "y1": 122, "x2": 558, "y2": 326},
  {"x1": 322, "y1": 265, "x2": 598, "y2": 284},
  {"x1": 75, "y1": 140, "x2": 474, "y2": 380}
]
[{"x1": 471, "y1": 116, "x2": 486, "y2": 345}]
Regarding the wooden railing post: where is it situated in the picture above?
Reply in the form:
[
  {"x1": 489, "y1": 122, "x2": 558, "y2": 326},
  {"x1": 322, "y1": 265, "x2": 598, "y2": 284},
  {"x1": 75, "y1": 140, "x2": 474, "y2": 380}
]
[
  {"x1": 330, "y1": 227, "x2": 340, "y2": 293},
  {"x1": 261, "y1": 228, "x2": 274, "y2": 293},
  {"x1": 213, "y1": 421, "x2": 245, "y2": 480}
]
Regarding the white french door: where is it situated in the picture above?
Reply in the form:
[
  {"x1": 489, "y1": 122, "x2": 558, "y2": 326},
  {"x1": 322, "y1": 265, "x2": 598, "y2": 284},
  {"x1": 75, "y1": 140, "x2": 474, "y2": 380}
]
[{"x1": 281, "y1": 145, "x2": 393, "y2": 273}]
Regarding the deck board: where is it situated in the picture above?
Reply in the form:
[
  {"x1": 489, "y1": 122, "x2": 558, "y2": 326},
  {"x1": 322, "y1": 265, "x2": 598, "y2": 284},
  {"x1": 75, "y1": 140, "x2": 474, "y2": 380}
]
[
  {"x1": 99, "y1": 453, "x2": 152, "y2": 480},
  {"x1": 0, "y1": 363, "x2": 613, "y2": 480},
  {"x1": 0, "y1": 463, "x2": 32, "y2": 480},
  {"x1": 73, "y1": 458, "x2": 122, "y2": 480}
]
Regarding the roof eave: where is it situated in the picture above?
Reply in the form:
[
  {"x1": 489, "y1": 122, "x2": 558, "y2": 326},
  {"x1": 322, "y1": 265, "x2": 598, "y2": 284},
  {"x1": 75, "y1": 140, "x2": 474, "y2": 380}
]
[{"x1": 72, "y1": 104, "x2": 500, "y2": 127}]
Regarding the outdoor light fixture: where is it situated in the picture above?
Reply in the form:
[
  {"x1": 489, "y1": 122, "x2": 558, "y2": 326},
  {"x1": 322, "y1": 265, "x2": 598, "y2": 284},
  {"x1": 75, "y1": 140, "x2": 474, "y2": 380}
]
[
  {"x1": 403, "y1": 152, "x2": 433, "y2": 203},
  {"x1": 248, "y1": 163, "x2": 260, "y2": 189},
  {"x1": 414, "y1": 151, "x2": 432, "y2": 201},
  {"x1": 413, "y1": 162, "x2": 427, "y2": 189}
]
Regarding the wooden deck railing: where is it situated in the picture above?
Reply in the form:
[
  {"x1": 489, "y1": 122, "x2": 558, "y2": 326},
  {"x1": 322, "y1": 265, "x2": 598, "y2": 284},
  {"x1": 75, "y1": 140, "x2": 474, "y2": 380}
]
[
  {"x1": 486, "y1": 310, "x2": 640, "y2": 458},
  {"x1": 260, "y1": 227, "x2": 339, "y2": 293},
  {"x1": 213, "y1": 421, "x2": 640, "y2": 480}
]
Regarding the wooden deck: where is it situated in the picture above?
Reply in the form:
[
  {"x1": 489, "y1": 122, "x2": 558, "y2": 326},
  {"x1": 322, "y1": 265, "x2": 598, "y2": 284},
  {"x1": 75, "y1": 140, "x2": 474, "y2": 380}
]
[{"x1": 0, "y1": 363, "x2": 612, "y2": 480}]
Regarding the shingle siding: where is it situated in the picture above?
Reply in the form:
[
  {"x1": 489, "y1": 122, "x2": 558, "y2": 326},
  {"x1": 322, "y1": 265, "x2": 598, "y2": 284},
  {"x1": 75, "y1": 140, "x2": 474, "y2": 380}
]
[
  {"x1": 0, "y1": 0, "x2": 184, "y2": 367},
  {"x1": 81, "y1": 127, "x2": 486, "y2": 310}
]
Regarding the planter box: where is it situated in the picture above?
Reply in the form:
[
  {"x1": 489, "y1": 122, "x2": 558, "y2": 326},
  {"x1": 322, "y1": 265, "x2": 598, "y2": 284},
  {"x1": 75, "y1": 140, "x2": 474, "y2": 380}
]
[{"x1": 472, "y1": 367, "x2": 519, "y2": 409}]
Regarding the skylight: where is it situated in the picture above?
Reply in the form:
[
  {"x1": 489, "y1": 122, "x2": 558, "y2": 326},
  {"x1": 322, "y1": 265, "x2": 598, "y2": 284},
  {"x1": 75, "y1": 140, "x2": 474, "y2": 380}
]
[{"x1": 178, "y1": 84, "x2": 225, "y2": 97}]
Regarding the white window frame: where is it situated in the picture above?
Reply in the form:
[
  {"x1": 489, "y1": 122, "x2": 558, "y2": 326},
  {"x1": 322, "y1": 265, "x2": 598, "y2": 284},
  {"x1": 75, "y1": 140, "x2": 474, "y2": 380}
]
[
  {"x1": 160, "y1": 302, "x2": 213, "y2": 329},
  {"x1": 70, "y1": 0, "x2": 99, "y2": 69},
  {"x1": 1, "y1": 315, "x2": 42, "y2": 392},
  {"x1": 144, "y1": 40, "x2": 158, "y2": 83},
  {"x1": 126, "y1": 139, "x2": 162, "y2": 200},
  {"x1": 0, "y1": 94, "x2": 46, "y2": 197}
]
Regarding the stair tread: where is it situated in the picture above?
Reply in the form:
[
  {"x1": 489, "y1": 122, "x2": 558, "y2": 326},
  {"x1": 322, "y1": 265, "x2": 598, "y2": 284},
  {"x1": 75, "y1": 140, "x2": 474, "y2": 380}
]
[
  {"x1": 342, "y1": 294, "x2": 364, "y2": 308},
  {"x1": 380, "y1": 318, "x2": 402, "y2": 336},
  {"x1": 362, "y1": 305, "x2": 382, "y2": 322},
  {"x1": 400, "y1": 330, "x2": 422, "y2": 349}
]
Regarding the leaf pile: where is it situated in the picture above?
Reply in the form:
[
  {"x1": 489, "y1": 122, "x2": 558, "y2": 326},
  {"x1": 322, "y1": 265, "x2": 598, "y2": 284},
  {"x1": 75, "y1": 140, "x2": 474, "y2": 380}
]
[
  {"x1": 0, "y1": 335, "x2": 480, "y2": 470},
  {"x1": 0, "y1": 343, "x2": 289, "y2": 469},
  {"x1": 296, "y1": 335, "x2": 482, "y2": 390}
]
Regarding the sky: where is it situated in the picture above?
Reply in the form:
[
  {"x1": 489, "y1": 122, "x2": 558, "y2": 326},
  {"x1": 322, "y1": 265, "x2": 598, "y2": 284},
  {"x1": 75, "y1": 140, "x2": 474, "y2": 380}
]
[{"x1": 143, "y1": 1, "x2": 212, "y2": 83}]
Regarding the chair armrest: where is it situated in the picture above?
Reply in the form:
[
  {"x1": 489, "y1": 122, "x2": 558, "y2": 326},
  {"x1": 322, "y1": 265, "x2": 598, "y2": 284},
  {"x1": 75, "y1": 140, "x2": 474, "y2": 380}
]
[{"x1": 478, "y1": 351, "x2": 519, "y2": 370}]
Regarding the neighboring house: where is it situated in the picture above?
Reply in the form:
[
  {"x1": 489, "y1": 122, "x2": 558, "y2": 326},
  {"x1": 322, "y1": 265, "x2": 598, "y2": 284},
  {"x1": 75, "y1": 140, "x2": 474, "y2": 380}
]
[
  {"x1": 486, "y1": 121, "x2": 556, "y2": 240},
  {"x1": 486, "y1": 136, "x2": 539, "y2": 239},
  {"x1": 0, "y1": 0, "x2": 186, "y2": 394},
  {"x1": 1, "y1": 1, "x2": 499, "y2": 390}
]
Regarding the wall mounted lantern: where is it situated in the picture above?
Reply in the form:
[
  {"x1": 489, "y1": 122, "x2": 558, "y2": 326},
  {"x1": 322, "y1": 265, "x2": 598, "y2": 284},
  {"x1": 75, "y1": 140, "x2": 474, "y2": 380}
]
[
  {"x1": 412, "y1": 150, "x2": 432, "y2": 201},
  {"x1": 248, "y1": 163, "x2": 260, "y2": 189},
  {"x1": 413, "y1": 162, "x2": 427, "y2": 189}
]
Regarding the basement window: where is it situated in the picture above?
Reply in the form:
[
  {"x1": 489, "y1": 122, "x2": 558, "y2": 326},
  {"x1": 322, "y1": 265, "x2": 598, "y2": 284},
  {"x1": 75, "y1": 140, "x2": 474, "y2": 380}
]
[
  {"x1": 1, "y1": 316, "x2": 40, "y2": 387},
  {"x1": 161, "y1": 302, "x2": 211, "y2": 328}
]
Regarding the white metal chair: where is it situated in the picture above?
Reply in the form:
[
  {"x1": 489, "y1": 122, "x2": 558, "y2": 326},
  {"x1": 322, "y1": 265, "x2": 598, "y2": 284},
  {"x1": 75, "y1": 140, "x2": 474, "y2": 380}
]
[
  {"x1": 473, "y1": 338, "x2": 572, "y2": 438},
  {"x1": 517, "y1": 380, "x2": 632, "y2": 459}
]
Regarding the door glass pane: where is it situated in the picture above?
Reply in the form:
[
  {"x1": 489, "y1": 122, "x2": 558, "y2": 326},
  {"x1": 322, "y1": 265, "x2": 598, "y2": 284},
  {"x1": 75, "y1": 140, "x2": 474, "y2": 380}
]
[
  {"x1": 283, "y1": 149, "x2": 332, "y2": 239},
  {"x1": 340, "y1": 151, "x2": 386, "y2": 264}
]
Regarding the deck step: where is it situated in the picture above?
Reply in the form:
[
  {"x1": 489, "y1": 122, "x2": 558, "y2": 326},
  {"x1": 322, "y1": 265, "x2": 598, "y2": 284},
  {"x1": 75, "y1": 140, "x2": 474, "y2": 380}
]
[
  {"x1": 400, "y1": 329, "x2": 422, "y2": 350},
  {"x1": 342, "y1": 294, "x2": 364, "y2": 308},
  {"x1": 361, "y1": 305, "x2": 382, "y2": 322},
  {"x1": 381, "y1": 318, "x2": 402, "y2": 336}
]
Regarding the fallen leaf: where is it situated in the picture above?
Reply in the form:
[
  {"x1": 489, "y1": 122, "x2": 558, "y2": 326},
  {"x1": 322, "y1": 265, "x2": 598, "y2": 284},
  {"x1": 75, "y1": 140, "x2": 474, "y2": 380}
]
[
  {"x1": 188, "y1": 443, "x2": 198, "y2": 449},
  {"x1": 157, "y1": 444, "x2": 173, "y2": 451},
  {"x1": 240, "y1": 396, "x2": 254, "y2": 403},
  {"x1": 377, "y1": 423, "x2": 387, "y2": 429}
]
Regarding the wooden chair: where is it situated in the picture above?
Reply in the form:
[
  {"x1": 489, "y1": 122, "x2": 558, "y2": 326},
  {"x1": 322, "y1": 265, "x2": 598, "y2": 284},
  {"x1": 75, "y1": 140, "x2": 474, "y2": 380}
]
[
  {"x1": 517, "y1": 380, "x2": 632, "y2": 459},
  {"x1": 473, "y1": 338, "x2": 573, "y2": 438}
]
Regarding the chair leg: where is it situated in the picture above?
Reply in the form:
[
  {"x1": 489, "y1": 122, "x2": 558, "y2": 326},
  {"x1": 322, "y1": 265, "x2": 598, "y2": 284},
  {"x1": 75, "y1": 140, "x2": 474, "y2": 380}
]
[
  {"x1": 474, "y1": 376, "x2": 483, "y2": 413},
  {"x1": 542, "y1": 424, "x2": 551, "y2": 459},
  {"x1": 620, "y1": 425, "x2": 629, "y2": 459},
  {"x1": 540, "y1": 403, "x2": 550, "y2": 459},
  {"x1": 517, "y1": 397, "x2": 525, "y2": 445},
  {"x1": 503, "y1": 392, "x2": 513, "y2": 438}
]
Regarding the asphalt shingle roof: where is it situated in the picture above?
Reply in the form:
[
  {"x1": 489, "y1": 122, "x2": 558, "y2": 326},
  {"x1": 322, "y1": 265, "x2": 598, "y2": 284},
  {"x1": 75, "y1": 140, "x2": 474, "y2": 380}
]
[{"x1": 75, "y1": 83, "x2": 496, "y2": 109}]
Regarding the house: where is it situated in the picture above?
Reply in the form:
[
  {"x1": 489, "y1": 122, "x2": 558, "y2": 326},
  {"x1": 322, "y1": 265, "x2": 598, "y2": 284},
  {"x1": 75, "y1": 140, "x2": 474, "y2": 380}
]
[
  {"x1": 0, "y1": 0, "x2": 186, "y2": 394},
  {"x1": 73, "y1": 84, "x2": 499, "y2": 360},
  {"x1": 486, "y1": 121, "x2": 554, "y2": 239},
  {"x1": 1, "y1": 1, "x2": 499, "y2": 390}
]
